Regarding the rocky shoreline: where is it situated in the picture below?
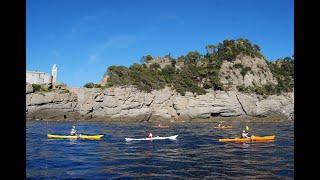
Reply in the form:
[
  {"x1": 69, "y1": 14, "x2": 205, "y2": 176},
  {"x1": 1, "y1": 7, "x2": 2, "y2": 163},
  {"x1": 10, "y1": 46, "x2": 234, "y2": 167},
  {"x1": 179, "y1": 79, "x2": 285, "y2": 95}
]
[{"x1": 26, "y1": 85, "x2": 294, "y2": 122}]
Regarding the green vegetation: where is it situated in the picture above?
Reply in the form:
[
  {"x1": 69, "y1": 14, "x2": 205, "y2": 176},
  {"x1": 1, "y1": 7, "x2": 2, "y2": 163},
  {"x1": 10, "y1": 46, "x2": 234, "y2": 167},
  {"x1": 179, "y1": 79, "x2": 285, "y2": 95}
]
[
  {"x1": 32, "y1": 84, "x2": 53, "y2": 92},
  {"x1": 240, "y1": 67, "x2": 251, "y2": 77},
  {"x1": 140, "y1": 55, "x2": 153, "y2": 63},
  {"x1": 267, "y1": 56, "x2": 294, "y2": 93},
  {"x1": 233, "y1": 63, "x2": 251, "y2": 77},
  {"x1": 102, "y1": 39, "x2": 293, "y2": 96},
  {"x1": 237, "y1": 84, "x2": 279, "y2": 96},
  {"x1": 215, "y1": 38, "x2": 264, "y2": 61},
  {"x1": 32, "y1": 84, "x2": 41, "y2": 92},
  {"x1": 58, "y1": 89, "x2": 70, "y2": 94},
  {"x1": 84, "y1": 82, "x2": 102, "y2": 88},
  {"x1": 233, "y1": 63, "x2": 243, "y2": 69}
]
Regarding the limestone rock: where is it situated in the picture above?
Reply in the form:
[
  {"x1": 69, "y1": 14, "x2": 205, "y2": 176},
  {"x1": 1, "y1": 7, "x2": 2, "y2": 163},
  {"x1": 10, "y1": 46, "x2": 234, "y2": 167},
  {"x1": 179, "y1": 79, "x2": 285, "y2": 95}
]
[
  {"x1": 219, "y1": 55, "x2": 278, "y2": 90},
  {"x1": 26, "y1": 85, "x2": 294, "y2": 121},
  {"x1": 26, "y1": 83, "x2": 34, "y2": 94}
]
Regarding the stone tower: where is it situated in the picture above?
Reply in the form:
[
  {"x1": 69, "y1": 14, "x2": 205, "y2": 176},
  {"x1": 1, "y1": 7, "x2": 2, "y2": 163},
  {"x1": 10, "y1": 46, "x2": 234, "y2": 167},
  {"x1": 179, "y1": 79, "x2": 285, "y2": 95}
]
[{"x1": 51, "y1": 64, "x2": 57, "y2": 85}]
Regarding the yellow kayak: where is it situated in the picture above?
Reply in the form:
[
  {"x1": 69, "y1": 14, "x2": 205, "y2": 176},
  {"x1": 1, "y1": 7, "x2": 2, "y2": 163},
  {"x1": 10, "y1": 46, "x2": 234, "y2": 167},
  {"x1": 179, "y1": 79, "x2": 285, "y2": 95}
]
[
  {"x1": 47, "y1": 134, "x2": 104, "y2": 140},
  {"x1": 219, "y1": 135, "x2": 275, "y2": 143}
]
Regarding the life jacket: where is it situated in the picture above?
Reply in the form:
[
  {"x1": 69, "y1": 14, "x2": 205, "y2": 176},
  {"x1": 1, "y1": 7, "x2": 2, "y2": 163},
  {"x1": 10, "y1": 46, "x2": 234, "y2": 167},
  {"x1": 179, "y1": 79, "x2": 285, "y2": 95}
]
[
  {"x1": 242, "y1": 132, "x2": 249, "y2": 138},
  {"x1": 70, "y1": 129, "x2": 77, "y2": 135}
]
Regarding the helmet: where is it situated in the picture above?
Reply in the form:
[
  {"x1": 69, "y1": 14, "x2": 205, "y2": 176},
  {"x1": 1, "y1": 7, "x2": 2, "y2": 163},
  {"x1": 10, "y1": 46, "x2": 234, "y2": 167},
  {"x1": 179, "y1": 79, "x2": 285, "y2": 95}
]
[
  {"x1": 243, "y1": 130, "x2": 245, "y2": 133},
  {"x1": 72, "y1": 126, "x2": 76, "y2": 129}
]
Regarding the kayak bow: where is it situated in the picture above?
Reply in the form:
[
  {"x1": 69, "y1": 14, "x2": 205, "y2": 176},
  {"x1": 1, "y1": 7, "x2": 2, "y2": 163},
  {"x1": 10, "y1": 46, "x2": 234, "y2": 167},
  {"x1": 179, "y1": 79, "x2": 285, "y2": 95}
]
[{"x1": 47, "y1": 134, "x2": 104, "y2": 140}]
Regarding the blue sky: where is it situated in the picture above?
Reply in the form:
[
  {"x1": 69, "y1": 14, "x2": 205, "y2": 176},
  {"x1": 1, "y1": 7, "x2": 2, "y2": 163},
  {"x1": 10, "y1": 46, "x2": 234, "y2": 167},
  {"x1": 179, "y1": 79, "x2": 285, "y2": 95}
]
[{"x1": 27, "y1": 0, "x2": 293, "y2": 87}]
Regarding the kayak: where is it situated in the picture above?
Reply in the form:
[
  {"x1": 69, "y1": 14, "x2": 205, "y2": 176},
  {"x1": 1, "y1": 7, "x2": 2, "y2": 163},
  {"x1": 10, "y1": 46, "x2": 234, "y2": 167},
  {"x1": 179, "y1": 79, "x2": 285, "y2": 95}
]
[
  {"x1": 47, "y1": 134, "x2": 104, "y2": 140},
  {"x1": 125, "y1": 135, "x2": 178, "y2": 141},
  {"x1": 153, "y1": 125, "x2": 170, "y2": 128},
  {"x1": 213, "y1": 126, "x2": 233, "y2": 129},
  {"x1": 219, "y1": 135, "x2": 275, "y2": 143}
]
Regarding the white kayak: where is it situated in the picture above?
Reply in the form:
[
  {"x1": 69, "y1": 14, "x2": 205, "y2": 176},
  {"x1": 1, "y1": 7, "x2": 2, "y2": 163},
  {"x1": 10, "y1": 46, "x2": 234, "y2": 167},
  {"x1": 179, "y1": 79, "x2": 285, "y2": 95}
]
[{"x1": 125, "y1": 135, "x2": 178, "y2": 141}]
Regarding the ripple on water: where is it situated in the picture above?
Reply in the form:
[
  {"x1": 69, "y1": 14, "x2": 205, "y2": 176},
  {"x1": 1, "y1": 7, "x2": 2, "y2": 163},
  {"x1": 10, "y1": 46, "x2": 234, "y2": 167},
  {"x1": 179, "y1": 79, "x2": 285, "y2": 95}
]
[{"x1": 27, "y1": 120, "x2": 294, "y2": 179}]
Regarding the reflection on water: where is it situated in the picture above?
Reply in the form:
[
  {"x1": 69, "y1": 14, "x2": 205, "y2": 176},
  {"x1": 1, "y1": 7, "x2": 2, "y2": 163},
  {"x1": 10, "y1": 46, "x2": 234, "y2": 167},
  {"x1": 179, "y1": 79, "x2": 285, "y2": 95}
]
[{"x1": 27, "y1": 120, "x2": 293, "y2": 179}]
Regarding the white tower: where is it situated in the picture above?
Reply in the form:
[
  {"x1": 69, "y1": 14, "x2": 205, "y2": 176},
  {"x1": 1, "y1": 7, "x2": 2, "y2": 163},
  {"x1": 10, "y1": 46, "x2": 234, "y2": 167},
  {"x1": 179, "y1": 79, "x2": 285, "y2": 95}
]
[{"x1": 51, "y1": 64, "x2": 57, "y2": 84}]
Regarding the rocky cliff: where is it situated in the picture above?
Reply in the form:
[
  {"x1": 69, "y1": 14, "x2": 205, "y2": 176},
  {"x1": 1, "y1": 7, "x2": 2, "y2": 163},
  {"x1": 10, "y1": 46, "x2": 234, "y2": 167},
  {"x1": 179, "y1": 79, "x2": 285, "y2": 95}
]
[
  {"x1": 219, "y1": 54, "x2": 278, "y2": 90},
  {"x1": 26, "y1": 86, "x2": 294, "y2": 121}
]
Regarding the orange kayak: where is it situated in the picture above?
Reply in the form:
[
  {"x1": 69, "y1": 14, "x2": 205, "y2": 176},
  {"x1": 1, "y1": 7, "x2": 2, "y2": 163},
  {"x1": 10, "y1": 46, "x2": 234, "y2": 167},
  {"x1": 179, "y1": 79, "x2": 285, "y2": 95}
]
[
  {"x1": 214, "y1": 126, "x2": 233, "y2": 129},
  {"x1": 219, "y1": 135, "x2": 275, "y2": 142}
]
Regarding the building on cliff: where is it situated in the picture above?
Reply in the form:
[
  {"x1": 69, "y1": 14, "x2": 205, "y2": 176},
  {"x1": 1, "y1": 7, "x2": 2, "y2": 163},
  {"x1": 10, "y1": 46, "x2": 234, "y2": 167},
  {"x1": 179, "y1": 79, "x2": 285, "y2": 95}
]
[{"x1": 26, "y1": 64, "x2": 58, "y2": 85}]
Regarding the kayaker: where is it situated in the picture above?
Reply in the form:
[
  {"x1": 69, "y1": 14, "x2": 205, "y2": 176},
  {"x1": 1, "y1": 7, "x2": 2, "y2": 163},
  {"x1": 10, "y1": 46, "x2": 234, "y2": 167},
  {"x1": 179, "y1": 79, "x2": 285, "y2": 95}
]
[
  {"x1": 70, "y1": 126, "x2": 77, "y2": 136},
  {"x1": 147, "y1": 131, "x2": 153, "y2": 138},
  {"x1": 241, "y1": 130, "x2": 250, "y2": 138}
]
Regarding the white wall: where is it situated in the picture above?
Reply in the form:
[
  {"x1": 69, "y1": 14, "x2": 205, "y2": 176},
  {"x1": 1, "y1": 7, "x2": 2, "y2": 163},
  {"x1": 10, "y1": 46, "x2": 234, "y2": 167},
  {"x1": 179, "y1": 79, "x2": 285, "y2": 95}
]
[{"x1": 26, "y1": 71, "x2": 52, "y2": 84}]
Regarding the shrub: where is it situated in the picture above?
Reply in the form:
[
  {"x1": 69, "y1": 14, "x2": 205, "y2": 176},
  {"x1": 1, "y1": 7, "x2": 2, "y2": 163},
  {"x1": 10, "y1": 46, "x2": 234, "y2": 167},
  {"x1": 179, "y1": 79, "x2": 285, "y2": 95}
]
[
  {"x1": 267, "y1": 57, "x2": 294, "y2": 93},
  {"x1": 240, "y1": 67, "x2": 251, "y2": 77},
  {"x1": 234, "y1": 63, "x2": 243, "y2": 69},
  {"x1": 84, "y1": 82, "x2": 102, "y2": 88},
  {"x1": 58, "y1": 89, "x2": 70, "y2": 94},
  {"x1": 32, "y1": 84, "x2": 41, "y2": 92}
]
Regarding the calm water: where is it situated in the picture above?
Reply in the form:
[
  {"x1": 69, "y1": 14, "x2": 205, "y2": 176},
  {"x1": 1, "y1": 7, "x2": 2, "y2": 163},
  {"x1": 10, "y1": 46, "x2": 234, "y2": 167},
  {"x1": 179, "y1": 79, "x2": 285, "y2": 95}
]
[{"x1": 27, "y1": 120, "x2": 294, "y2": 179}]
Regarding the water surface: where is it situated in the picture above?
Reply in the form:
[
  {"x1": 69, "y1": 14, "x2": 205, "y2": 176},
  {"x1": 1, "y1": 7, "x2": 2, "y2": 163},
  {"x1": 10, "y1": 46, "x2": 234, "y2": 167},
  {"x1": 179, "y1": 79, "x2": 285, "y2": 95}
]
[{"x1": 27, "y1": 120, "x2": 293, "y2": 179}]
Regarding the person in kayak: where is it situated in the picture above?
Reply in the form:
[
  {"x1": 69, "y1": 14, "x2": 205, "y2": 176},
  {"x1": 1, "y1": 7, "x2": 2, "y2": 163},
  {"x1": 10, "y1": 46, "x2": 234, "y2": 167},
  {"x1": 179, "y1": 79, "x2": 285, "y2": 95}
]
[
  {"x1": 241, "y1": 130, "x2": 250, "y2": 138},
  {"x1": 70, "y1": 126, "x2": 77, "y2": 136},
  {"x1": 147, "y1": 131, "x2": 153, "y2": 138}
]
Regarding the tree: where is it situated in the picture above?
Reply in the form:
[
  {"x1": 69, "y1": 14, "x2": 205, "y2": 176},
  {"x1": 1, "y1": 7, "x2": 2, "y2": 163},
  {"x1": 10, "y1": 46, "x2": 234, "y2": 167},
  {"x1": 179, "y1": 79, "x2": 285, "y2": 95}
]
[
  {"x1": 140, "y1": 55, "x2": 153, "y2": 64},
  {"x1": 185, "y1": 51, "x2": 201, "y2": 65},
  {"x1": 84, "y1": 82, "x2": 95, "y2": 88},
  {"x1": 205, "y1": 45, "x2": 217, "y2": 55}
]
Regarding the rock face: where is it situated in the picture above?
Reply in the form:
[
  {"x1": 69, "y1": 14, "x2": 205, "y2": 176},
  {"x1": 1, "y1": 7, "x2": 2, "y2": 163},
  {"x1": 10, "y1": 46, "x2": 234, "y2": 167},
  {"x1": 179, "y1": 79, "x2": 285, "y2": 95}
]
[
  {"x1": 26, "y1": 85, "x2": 294, "y2": 121},
  {"x1": 26, "y1": 90, "x2": 79, "y2": 120},
  {"x1": 26, "y1": 83, "x2": 34, "y2": 94},
  {"x1": 219, "y1": 55, "x2": 278, "y2": 90}
]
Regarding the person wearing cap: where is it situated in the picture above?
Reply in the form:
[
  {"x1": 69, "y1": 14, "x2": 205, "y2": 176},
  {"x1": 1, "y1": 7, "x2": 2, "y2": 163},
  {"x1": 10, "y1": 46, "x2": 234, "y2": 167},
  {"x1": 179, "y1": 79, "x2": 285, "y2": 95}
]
[
  {"x1": 241, "y1": 130, "x2": 250, "y2": 138},
  {"x1": 70, "y1": 125, "x2": 77, "y2": 136}
]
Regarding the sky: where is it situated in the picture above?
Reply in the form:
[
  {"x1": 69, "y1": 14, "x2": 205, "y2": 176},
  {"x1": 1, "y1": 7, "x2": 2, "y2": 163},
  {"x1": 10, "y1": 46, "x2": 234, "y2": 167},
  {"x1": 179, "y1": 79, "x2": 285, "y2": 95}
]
[{"x1": 27, "y1": 0, "x2": 294, "y2": 87}]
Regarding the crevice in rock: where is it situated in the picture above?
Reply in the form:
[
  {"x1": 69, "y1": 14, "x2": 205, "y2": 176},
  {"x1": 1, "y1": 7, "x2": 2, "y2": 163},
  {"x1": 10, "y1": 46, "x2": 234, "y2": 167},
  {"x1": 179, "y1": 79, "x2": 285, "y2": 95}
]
[
  {"x1": 210, "y1": 112, "x2": 221, "y2": 117},
  {"x1": 236, "y1": 94, "x2": 247, "y2": 115},
  {"x1": 146, "y1": 99, "x2": 154, "y2": 107},
  {"x1": 146, "y1": 113, "x2": 152, "y2": 121},
  {"x1": 141, "y1": 112, "x2": 152, "y2": 122}
]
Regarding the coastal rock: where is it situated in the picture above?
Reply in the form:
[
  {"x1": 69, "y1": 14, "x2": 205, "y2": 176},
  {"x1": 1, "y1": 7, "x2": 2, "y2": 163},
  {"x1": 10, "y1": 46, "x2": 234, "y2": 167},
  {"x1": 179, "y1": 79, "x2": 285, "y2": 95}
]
[
  {"x1": 26, "y1": 83, "x2": 34, "y2": 94},
  {"x1": 219, "y1": 55, "x2": 278, "y2": 90},
  {"x1": 26, "y1": 85, "x2": 294, "y2": 121},
  {"x1": 172, "y1": 90, "x2": 245, "y2": 119},
  {"x1": 235, "y1": 93, "x2": 259, "y2": 116},
  {"x1": 256, "y1": 94, "x2": 294, "y2": 117}
]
